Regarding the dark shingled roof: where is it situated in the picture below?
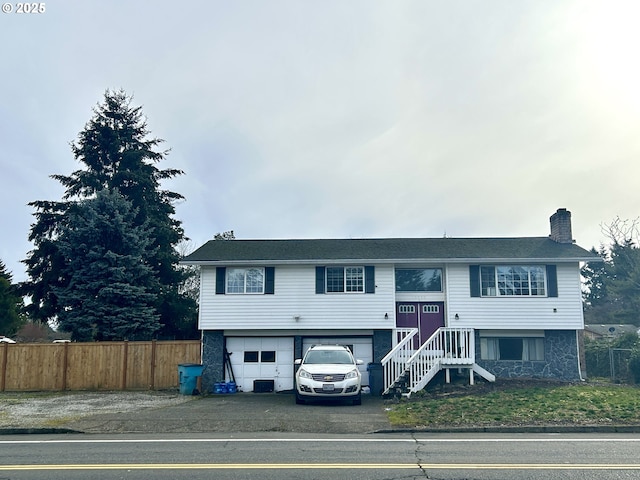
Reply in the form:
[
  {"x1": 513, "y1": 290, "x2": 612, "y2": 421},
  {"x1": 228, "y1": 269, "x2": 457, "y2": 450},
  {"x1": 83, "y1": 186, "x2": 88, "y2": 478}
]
[{"x1": 182, "y1": 237, "x2": 600, "y2": 264}]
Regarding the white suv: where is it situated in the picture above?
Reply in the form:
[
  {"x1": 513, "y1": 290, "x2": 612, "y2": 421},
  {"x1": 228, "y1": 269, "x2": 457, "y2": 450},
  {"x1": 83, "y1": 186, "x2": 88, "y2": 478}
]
[{"x1": 294, "y1": 345, "x2": 363, "y2": 405}]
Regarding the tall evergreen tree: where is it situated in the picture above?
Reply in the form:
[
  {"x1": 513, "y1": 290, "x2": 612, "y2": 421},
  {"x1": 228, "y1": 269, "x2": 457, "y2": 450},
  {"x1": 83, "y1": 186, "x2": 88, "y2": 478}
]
[
  {"x1": 23, "y1": 90, "x2": 197, "y2": 338},
  {"x1": 0, "y1": 260, "x2": 24, "y2": 336},
  {"x1": 582, "y1": 217, "x2": 640, "y2": 325},
  {"x1": 582, "y1": 245, "x2": 610, "y2": 308},
  {"x1": 54, "y1": 189, "x2": 160, "y2": 341}
]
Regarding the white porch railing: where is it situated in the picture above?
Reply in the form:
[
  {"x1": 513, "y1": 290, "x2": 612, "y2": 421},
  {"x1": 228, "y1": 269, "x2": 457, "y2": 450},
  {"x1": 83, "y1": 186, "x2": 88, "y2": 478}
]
[
  {"x1": 382, "y1": 327, "x2": 495, "y2": 396},
  {"x1": 406, "y1": 327, "x2": 475, "y2": 394},
  {"x1": 381, "y1": 328, "x2": 418, "y2": 396}
]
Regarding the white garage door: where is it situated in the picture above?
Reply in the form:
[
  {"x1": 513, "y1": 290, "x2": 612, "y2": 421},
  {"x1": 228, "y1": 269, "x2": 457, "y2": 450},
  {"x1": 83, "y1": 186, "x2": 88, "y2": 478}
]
[
  {"x1": 302, "y1": 337, "x2": 373, "y2": 386},
  {"x1": 225, "y1": 337, "x2": 294, "y2": 392}
]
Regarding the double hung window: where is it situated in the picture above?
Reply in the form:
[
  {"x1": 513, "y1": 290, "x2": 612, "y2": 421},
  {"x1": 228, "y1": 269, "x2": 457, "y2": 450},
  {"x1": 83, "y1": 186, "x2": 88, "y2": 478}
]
[{"x1": 326, "y1": 267, "x2": 364, "y2": 293}]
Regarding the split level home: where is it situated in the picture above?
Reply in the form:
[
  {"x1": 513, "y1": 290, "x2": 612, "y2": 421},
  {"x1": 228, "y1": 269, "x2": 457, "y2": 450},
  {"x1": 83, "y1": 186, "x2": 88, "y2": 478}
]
[{"x1": 182, "y1": 208, "x2": 601, "y2": 396}]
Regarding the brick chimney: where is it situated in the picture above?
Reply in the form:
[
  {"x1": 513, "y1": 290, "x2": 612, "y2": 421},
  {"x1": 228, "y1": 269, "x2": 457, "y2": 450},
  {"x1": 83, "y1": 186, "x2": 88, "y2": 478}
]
[{"x1": 549, "y1": 208, "x2": 573, "y2": 244}]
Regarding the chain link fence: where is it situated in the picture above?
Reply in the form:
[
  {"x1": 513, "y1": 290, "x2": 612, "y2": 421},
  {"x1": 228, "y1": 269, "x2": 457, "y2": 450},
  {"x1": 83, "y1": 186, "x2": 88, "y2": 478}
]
[{"x1": 585, "y1": 342, "x2": 639, "y2": 383}]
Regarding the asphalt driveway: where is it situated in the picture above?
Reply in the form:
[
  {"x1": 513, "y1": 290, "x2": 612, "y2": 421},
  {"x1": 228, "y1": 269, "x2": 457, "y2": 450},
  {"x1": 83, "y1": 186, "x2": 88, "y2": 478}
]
[{"x1": 66, "y1": 392, "x2": 391, "y2": 434}]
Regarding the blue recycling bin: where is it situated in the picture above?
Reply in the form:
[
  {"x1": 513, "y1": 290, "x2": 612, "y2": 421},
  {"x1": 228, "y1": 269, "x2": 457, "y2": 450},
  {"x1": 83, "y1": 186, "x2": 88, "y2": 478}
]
[{"x1": 178, "y1": 363, "x2": 205, "y2": 395}]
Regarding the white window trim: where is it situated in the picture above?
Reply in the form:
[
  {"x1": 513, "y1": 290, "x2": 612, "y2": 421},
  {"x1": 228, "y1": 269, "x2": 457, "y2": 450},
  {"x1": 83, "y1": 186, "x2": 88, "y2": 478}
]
[{"x1": 480, "y1": 330, "x2": 545, "y2": 338}]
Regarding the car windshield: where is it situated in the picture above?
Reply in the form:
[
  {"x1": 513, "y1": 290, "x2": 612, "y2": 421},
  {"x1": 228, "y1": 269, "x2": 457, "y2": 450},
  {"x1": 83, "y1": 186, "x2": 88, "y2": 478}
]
[{"x1": 304, "y1": 350, "x2": 353, "y2": 365}]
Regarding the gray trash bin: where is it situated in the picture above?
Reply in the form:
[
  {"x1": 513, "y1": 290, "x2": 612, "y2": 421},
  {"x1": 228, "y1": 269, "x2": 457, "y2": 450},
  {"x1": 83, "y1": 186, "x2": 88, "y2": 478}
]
[{"x1": 367, "y1": 362, "x2": 383, "y2": 396}]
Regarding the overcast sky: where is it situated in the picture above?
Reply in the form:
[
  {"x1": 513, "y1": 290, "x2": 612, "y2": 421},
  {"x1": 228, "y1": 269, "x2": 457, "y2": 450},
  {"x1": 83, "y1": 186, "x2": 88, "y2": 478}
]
[{"x1": 2, "y1": 0, "x2": 639, "y2": 282}]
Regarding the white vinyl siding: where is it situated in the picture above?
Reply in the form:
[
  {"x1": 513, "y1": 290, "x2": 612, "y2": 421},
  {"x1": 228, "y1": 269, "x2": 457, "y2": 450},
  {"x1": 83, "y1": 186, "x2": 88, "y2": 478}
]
[
  {"x1": 446, "y1": 262, "x2": 584, "y2": 330},
  {"x1": 199, "y1": 265, "x2": 395, "y2": 330}
]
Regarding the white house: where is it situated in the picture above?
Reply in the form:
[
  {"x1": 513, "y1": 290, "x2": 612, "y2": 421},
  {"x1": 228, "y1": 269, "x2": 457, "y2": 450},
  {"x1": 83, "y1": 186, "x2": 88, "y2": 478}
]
[{"x1": 182, "y1": 208, "x2": 600, "y2": 395}]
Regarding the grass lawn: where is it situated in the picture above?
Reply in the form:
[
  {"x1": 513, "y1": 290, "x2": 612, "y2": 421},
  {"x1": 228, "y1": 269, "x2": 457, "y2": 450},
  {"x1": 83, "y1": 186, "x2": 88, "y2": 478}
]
[{"x1": 386, "y1": 379, "x2": 640, "y2": 428}]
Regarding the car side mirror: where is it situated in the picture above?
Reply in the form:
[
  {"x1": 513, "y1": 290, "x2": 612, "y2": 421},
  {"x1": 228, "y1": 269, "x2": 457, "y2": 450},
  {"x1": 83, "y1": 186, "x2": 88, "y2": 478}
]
[
  {"x1": 294, "y1": 359, "x2": 302, "y2": 365},
  {"x1": 356, "y1": 359, "x2": 364, "y2": 365}
]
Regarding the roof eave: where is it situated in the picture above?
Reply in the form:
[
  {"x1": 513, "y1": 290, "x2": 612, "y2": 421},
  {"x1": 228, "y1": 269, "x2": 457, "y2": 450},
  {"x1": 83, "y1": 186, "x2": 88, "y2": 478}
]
[{"x1": 180, "y1": 256, "x2": 602, "y2": 266}]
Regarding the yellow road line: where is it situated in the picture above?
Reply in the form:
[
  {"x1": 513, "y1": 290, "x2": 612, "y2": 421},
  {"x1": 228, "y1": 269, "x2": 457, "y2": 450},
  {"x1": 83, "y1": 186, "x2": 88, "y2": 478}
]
[{"x1": 2, "y1": 463, "x2": 640, "y2": 471}]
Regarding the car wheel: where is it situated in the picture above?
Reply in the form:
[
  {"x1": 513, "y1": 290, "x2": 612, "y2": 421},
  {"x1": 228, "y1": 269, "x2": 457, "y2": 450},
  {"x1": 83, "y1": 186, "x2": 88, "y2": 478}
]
[
  {"x1": 295, "y1": 392, "x2": 306, "y2": 405},
  {"x1": 352, "y1": 393, "x2": 362, "y2": 406}
]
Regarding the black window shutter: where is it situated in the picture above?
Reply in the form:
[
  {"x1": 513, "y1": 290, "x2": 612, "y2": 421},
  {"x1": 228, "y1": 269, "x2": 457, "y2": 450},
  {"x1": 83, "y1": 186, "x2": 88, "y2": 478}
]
[
  {"x1": 315, "y1": 266, "x2": 325, "y2": 294},
  {"x1": 365, "y1": 266, "x2": 375, "y2": 294},
  {"x1": 546, "y1": 265, "x2": 558, "y2": 297},
  {"x1": 469, "y1": 265, "x2": 481, "y2": 297},
  {"x1": 265, "y1": 267, "x2": 275, "y2": 294},
  {"x1": 216, "y1": 267, "x2": 226, "y2": 295}
]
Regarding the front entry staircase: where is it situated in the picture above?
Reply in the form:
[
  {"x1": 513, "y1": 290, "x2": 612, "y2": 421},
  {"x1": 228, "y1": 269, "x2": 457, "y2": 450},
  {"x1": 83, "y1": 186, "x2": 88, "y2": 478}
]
[{"x1": 381, "y1": 327, "x2": 495, "y2": 397}]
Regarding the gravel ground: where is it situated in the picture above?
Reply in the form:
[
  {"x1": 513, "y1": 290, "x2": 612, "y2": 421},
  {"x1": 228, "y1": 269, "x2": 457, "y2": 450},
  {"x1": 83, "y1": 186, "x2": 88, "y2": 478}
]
[{"x1": 0, "y1": 391, "x2": 194, "y2": 429}]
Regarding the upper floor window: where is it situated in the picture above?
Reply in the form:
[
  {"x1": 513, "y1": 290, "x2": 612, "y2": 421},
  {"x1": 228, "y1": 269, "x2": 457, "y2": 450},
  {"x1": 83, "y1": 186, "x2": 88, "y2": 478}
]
[
  {"x1": 480, "y1": 266, "x2": 546, "y2": 297},
  {"x1": 326, "y1": 266, "x2": 364, "y2": 293},
  {"x1": 316, "y1": 266, "x2": 375, "y2": 294},
  {"x1": 227, "y1": 267, "x2": 264, "y2": 294},
  {"x1": 395, "y1": 268, "x2": 442, "y2": 292}
]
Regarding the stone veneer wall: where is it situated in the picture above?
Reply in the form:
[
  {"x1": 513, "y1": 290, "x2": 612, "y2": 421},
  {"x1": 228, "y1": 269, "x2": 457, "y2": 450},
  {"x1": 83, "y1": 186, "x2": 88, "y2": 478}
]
[
  {"x1": 201, "y1": 330, "x2": 224, "y2": 393},
  {"x1": 475, "y1": 330, "x2": 581, "y2": 381}
]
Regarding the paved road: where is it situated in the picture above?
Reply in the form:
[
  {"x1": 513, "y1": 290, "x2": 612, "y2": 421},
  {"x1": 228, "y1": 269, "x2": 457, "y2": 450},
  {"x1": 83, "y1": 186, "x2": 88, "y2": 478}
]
[{"x1": 2, "y1": 433, "x2": 640, "y2": 479}]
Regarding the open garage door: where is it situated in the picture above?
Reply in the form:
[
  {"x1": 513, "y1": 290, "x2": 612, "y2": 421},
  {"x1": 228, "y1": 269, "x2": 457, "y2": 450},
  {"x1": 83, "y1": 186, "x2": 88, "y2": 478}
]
[
  {"x1": 302, "y1": 337, "x2": 373, "y2": 386},
  {"x1": 225, "y1": 337, "x2": 294, "y2": 392}
]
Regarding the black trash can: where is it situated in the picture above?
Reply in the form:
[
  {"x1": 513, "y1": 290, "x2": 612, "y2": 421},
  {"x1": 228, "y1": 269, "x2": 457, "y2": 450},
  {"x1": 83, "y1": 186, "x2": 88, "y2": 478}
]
[{"x1": 367, "y1": 362, "x2": 383, "y2": 397}]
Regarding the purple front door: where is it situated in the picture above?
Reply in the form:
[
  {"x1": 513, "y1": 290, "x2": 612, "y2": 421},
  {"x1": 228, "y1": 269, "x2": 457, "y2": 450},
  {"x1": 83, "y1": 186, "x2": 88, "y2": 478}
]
[{"x1": 396, "y1": 302, "x2": 445, "y2": 346}]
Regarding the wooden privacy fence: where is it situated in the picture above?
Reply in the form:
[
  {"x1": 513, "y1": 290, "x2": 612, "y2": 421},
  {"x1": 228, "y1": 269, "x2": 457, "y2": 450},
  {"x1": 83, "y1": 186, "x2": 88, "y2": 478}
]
[{"x1": 0, "y1": 340, "x2": 201, "y2": 392}]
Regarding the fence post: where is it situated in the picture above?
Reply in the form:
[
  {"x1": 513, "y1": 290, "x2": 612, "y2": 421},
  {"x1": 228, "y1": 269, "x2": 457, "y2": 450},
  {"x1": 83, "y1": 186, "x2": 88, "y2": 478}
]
[
  {"x1": 62, "y1": 342, "x2": 69, "y2": 390},
  {"x1": 150, "y1": 339, "x2": 157, "y2": 391},
  {"x1": 1, "y1": 343, "x2": 7, "y2": 392},
  {"x1": 121, "y1": 341, "x2": 129, "y2": 390}
]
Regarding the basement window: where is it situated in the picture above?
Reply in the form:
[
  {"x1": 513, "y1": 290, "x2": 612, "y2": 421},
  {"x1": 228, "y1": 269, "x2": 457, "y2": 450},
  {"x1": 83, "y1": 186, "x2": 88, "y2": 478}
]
[{"x1": 480, "y1": 337, "x2": 544, "y2": 361}]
